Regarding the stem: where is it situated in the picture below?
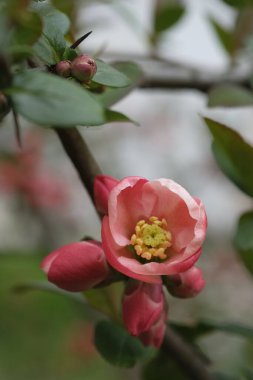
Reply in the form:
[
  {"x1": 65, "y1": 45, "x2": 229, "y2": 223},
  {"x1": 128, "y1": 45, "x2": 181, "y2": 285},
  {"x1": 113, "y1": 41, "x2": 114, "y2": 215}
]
[
  {"x1": 162, "y1": 327, "x2": 214, "y2": 380},
  {"x1": 55, "y1": 126, "x2": 214, "y2": 380},
  {"x1": 54, "y1": 128, "x2": 101, "y2": 202}
]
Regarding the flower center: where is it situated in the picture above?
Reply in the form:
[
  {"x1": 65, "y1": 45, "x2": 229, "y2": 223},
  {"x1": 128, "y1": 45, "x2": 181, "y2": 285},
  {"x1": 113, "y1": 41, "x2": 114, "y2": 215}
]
[{"x1": 130, "y1": 216, "x2": 172, "y2": 261}]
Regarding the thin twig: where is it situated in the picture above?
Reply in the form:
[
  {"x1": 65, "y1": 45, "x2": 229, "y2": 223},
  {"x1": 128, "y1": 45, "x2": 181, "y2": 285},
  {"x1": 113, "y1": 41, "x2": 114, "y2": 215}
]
[
  {"x1": 54, "y1": 128, "x2": 101, "y2": 202},
  {"x1": 12, "y1": 108, "x2": 22, "y2": 148},
  {"x1": 162, "y1": 327, "x2": 214, "y2": 380}
]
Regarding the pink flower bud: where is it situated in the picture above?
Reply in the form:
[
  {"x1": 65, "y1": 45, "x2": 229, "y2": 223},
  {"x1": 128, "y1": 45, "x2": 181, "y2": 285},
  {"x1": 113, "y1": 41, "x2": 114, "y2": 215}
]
[
  {"x1": 55, "y1": 60, "x2": 72, "y2": 78},
  {"x1": 41, "y1": 241, "x2": 111, "y2": 292},
  {"x1": 122, "y1": 280, "x2": 164, "y2": 336},
  {"x1": 94, "y1": 175, "x2": 119, "y2": 215},
  {"x1": 71, "y1": 54, "x2": 97, "y2": 83},
  {"x1": 138, "y1": 309, "x2": 167, "y2": 348},
  {"x1": 165, "y1": 266, "x2": 205, "y2": 298}
]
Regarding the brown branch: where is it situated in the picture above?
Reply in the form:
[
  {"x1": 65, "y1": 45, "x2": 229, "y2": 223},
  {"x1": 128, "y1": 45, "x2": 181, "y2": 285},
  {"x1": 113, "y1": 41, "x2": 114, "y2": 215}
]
[
  {"x1": 55, "y1": 126, "x2": 214, "y2": 380},
  {"x1": 54, "y1": 128, "x2": 101, "y2": 202},
  {"x1": 85, "y1": 50, "x2": 251, "y2": 92},
  {"x1": 163, "y1": 327, "x2": 214, "y2": 380}
]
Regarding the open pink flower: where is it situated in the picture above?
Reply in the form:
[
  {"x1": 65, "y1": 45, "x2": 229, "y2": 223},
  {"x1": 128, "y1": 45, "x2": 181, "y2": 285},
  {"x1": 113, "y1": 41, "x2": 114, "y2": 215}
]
[{"x1": 102, "y1": 177, "x2": 207, "y2": 284}]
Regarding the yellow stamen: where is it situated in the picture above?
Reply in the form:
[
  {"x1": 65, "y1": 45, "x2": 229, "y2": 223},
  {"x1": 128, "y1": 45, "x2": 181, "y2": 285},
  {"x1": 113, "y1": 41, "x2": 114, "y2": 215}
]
[{"x1": 130, "y1": 216, "x2": 172, "y2": 262}]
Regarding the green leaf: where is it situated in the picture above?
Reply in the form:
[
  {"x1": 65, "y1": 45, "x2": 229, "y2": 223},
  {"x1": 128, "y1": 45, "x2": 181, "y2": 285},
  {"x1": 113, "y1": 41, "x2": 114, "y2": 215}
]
[
  {"x1": 210, "y1": 18, "x2": 234, "y2": 56},
  {"x1": 93, "y1": 59, "x2": 131, "y2": 88},
  {"x1": 213, "y1": 372, "x2": 238, "y2": 380},
  {"x1": 234, "y1": 211, "x2": 253, "y2": 276},
  {"x1": 94, "y1": 62, "x2": 143, "y2": 107},
  {"x1": 11, "y1": 10, "x2": 43, "y2": 45},
  {"x1": 204, "y1": 117, "x2": 253, "y2": 197},
  {"x1": 11, "y1": 70, "x2": 105, "y2": 127},
  {"x1": 94, "y1": 320, "x2": 154, "y2": 368},
  {"x1": 221, "y1": 0, "x2": 253, "y2": 8},
  {"x1": 154, "y1": 4, "x2": 185, "y2": 34},
  {"x1": 62, "y1": 46, "x2": 78, "y2": 61},
  {"x1": 32, "y1": 2, "x2": 70, "y2": 63},
  {"x1": 142, "y1": 351, "x2": 185, "y2": 380},
  {"x1": 105, "y1": 109, "x2": 138, "y2": 126},
  {"x1": 208, "y1": 85, "x2": 253, "y2": 107},
  {"x1": 32, "y1": 2, "x2": 70, "y2": 35},
  {"x1": 7, "y1": 45, "x2": 35, "y2": 62}
]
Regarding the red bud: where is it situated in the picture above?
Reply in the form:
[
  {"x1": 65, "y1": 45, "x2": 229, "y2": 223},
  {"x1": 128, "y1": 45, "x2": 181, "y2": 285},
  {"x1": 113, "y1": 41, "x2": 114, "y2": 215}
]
[
  {"x1": 41, "y1": 241, "x2": 111, "y2": 292},
  {"x1": 71, "y1": 54, "x2": 97, "y2": 83}
]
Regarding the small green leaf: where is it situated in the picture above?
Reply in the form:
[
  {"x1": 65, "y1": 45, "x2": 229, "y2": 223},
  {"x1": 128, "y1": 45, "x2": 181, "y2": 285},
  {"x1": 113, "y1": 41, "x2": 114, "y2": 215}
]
[
  {"x1": 213, "y1": 372, "x2": 238, "y2": 380},
  {"x1": 154, "y1": 4, "x2": 185, "y2": 34},
  {"x1": 208, "y1": 85, "x2": 253, "y2": 107},
  {"x1": 204, "y1": 117, "x2": 253, "y2": 197},
  {"x1": 94, "y1": 62, "x2": 143, "y2": 107},
  {"x1": 32, "y1": 2, "x2": 70, "y2": 63},
  {"x1": 210, "y1": 18, "x2": 234, "y2": 56},
  {"x1": 105, "y1": 109, "x2": 138, "y2": 126},
  {"x1": 62, "y1": 46, "x2": 78, "y2": 61},
  {"x1": 32, "y1": 2, "x2": 70, "y2": 35},
  {"x1": 7, "y1": 45, "x2": 35, "y2": 62},
  {"x1": 234, "y1": 211, "x2": 253, "y2": 276},
  {"x1": 221, "y1": 0, "x2": 253, "y2": 8},
  {"x1": 11, "y1": 10, "x2": 43, "y2": 45},
  {"x1": 94, "y1": 320, "x2": 154, "y2": 368},
  {"x1": 93, "y1": 60, "x2": 131, "y2": 88},
  {"x1": 11, "y1": 70, "x2": 105, "y2": 127}
]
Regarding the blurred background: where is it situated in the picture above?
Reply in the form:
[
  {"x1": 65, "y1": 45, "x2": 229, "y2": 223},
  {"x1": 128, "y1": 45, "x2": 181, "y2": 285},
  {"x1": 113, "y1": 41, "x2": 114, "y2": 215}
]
[{"x1": 1, "y1": 0, "x2": 253, "y2": 379}]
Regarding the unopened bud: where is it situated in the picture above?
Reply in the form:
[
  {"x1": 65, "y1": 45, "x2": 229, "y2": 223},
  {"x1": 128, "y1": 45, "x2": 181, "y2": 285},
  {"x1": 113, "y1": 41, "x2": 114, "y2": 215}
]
[
  {"x1": 55, "y1": 60, "x2": 71, "y2": 78},
  {"x1": 41, "y1": 241, "x2": 112, "y2": 292},
  {"x1": 122, "y1": 280, "x2": 164, "y2": 336},
  {"x1": 71, "y1": 54, "x2": 97, "y2": 83},
  {"x1": 165, "y1": 266, "x2": 205, "y2": 298},
  {"x1": 94, "y1": 175, "x2": 119, "y2": 216}
]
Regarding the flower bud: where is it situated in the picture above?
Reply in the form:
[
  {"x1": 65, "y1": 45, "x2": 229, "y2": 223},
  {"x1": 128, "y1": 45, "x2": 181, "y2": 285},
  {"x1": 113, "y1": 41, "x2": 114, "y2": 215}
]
[
  {"x1": 122, "y1": 280, "x2": 164, "y2": 336},
  {"x1": 138, "y1": 309, "x2": 167, "y2": 348},
  {"x1": 94, "y1": 175, "x2": 119, "y2": 215},
  {"x1": 71, "y1": 54, "x2": 97, "y2": 83},
  {"x1": 55, "y1": 60, "x2": 72, "y2": 78},
  {"x1": 165, "y1": 266, "x2": 205, "y2": 298},
  {"x1": 41, "y1": 241, "x2": 111, "y2": 292}
]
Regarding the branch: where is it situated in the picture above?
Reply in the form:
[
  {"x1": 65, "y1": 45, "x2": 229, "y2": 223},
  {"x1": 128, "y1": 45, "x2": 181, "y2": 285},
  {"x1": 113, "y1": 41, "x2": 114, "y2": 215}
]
[
  {"x1": 55, "y1": 126, "x2": 214, "y2": 380},
  {"x1": 54, "y1": 128, "x2": 101, "y2": 202},
  {"x1": 163, "y1": 327, "x2": 214, "y2": 380},
  {"x1": 86, "y1": 50, "x2": 251, "y2": 91}
]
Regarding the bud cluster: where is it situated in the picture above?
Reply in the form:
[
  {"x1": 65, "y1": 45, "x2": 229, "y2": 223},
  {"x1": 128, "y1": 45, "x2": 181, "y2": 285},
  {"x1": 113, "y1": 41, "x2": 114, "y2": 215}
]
[{"x1": 55, "y1": 54, "x2": 97, "y2": 84}]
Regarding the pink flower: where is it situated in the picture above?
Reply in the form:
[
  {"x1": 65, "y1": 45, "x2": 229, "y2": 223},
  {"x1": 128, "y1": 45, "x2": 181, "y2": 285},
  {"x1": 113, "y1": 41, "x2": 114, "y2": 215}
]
[
  {"x1": 122, "y1": 280, "x2": 164, "y2": 336},
  {"x1": 41, "y1": 241, "x2": 112, "y2": 292},
  {"x1": 165, "y1": 266, "x2": 205, "y2": 298},
  {"x1": 94, "y1": 175, "x2": 119, "y2": 215},
  {"x1": 102, "y1": 177, "x2": 207, "y2": 284},
  {"x1": 138, "y1": 308, "x2": 168, "y2": 348}
]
